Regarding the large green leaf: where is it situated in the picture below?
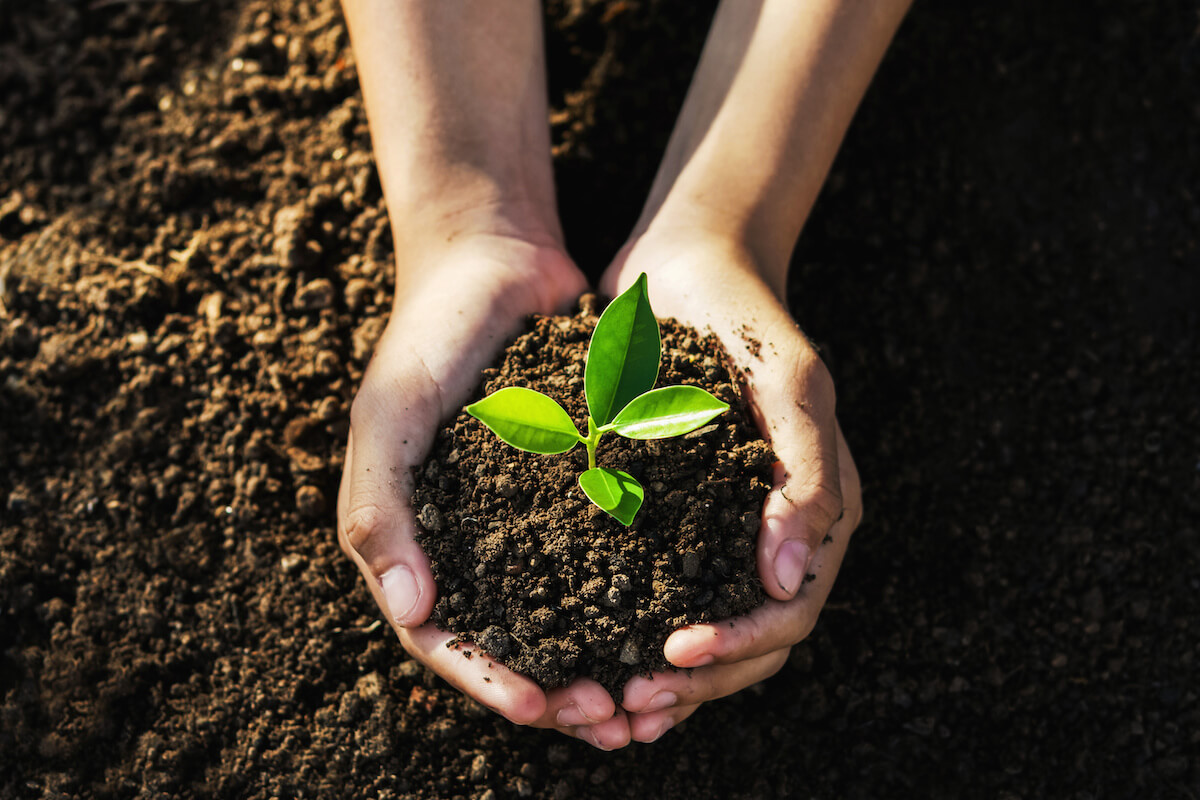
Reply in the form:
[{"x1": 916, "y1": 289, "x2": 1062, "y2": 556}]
[
  {"x1": 585, "y1": 273, "x2": 661, "y2": 426},
  {"x1": 578, "y1": 467, "x2": 644, "y2": 526},
  {"x1": 465, "y1": 387, "x2": 582, "y2": 454},
  {"x1": 608, "y1": 385, "x2": 729, "y2": 439}
]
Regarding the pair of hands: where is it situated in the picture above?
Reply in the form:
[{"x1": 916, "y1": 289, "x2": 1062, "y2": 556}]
[{"x1": 336, "y1": 228, "x2": 861, "y2": 749}]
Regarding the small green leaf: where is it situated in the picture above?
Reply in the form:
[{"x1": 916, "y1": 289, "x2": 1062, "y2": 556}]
[
  {"x1": 578, "y1": 467, "x2": 644, "y2": 526},
  {"x1": 609, "y1": 385, "x2": 729, "y2": 439},
  {"x1": 585, "y1": 273, "x2": 661, "y2": 426},
  {"x1": 466, "y1": 387, "x2": 582, "y2": 454}
]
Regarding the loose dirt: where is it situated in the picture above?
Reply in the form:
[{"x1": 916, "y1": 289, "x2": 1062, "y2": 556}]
[{"x1": 415, "y1": 307, "x2": 771, "y2": 697}]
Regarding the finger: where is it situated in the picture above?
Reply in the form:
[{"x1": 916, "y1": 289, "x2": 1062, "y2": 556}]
[
  {"x1": 397, "y1": 623, "x2": 547, "y2": 726},
  {"x1": 337, "y1": 370, "x2": 441, "y2": 627},
  {"x1": 749, "y1": 347, "x2": 846, "y2": 602},
  {"x1": 537, "y1": 679, "x2": 617, "y2": 729},
  {"x1": 573, "y1": 709, "x2": 633, "y2": 751},
  {"x1": 666, "y1": 430, "x2": 861, "y2": 666},
  {"x1": 627, "y1": 702, "x2": 701, "y2": 743},
  {"x1": 621, "y1": 649, "x2": 789, "y2": 712}
]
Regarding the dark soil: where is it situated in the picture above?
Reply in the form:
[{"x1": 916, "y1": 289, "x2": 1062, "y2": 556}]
[
  {"x1": 2, "y1": 1, "x2": 1197, "y2": 799},
  {"x1": 414, "y1": 307, "x2": 771, "y2": 697}
]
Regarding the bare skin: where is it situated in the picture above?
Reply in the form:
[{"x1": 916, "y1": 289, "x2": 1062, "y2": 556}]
[{"x1": 337, "y1": 0, "x2": 910, "y2": 749}]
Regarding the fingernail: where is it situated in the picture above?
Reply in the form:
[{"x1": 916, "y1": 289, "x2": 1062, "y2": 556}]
[
  {"x1": 641, "y1": 691, "x2": 677, "y2": 713},
  {"x1": 577, "y1": 728, "x2": 611, "y2": 751},
  {"x1": 556, "y1": 703, "x2": 596, "y2": 727},
  {"x1": 380, "y1": 565, "x2": 420, "y2": 626},
  {"x1": 774, "y1": 539, "x2": 811, "y2": 596}
]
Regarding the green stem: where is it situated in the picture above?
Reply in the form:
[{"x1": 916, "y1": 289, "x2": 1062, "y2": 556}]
[{"x1": 585, "y1": 416, "x2": 602, "y2": 470}]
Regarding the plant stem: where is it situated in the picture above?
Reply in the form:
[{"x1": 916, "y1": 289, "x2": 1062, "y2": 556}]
[{"x1": 585, "y1": 416, "x2": 601, "y2": 470}]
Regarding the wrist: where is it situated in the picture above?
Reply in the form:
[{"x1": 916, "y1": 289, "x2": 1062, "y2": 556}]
[
  {"x1": 624, "y1": 213, "x2": 791, "y2": 300},
  {"x1": 385, "y1": 161, "x2": 563, "y2": 253},
  {"x1": 389, "y1": 224, "x2": 583, "y2": 319}
]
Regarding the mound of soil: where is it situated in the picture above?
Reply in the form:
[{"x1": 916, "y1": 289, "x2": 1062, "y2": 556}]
[{"x1": 414, "y1": 302, "x2": 773, "y2": 696}]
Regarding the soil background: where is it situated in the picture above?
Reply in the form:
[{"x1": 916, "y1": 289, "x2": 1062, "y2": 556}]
[{"x1": 1, "y1": 1, "x2": 1197, "y2": 799}]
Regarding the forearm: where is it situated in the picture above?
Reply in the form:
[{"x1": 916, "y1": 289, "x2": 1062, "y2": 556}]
[
  {"x1": 635, "y1": 0, "x2": 911, "y2": 295},
  {"x1": 340, "y1": 1, "x2": 561, "y2": 260}
]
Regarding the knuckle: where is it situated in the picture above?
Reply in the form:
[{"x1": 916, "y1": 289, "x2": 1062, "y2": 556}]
[
  {"x1": 792, "y1": 478, "x2": 844, "y2": 534},
  {"x1": 339, "y1": 503, "x2": 391, "y2": 562},
  {"x1": 792, "y1": 608, "x2": 820, "y2": 644},
  {"x1": 731, "y1": 615, "x2": 769, "y2": 658},
  {"x1": 849, "y1": 497, "x2": 865, "y2": 530},
  {"x1": 797, "y1": 356, "x2": 837, "y2": 415},
  {"x1": 348, "y1": 388, "x2": 383, "y2": 432}
]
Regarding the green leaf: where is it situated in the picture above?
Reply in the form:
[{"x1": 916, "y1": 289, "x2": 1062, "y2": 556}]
[
  {"x1": 466, "y1": 387, "x2": 582, "y2": 454},
  {"x1": 608, "y1": 385, "x2": 729, "y2": 439},
  {"x1": 578, "y1": 467, "x2": 644, "y2": 526},
  {"x1": 585, "y1": 273, "x2": 661, "y2": 426}
]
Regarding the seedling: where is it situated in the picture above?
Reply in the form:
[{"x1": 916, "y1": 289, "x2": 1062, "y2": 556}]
[{"x1": 466, "y1": 274, "x2": 728, "y2": 525}]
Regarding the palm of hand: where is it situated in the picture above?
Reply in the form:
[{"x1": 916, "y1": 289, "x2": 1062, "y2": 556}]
[
  {"x1": 598, "y1": 235, "x2": 861, "y2": 742},
  {"x1": 337, "y1": 237, "x2": 627, "y2": 731}
]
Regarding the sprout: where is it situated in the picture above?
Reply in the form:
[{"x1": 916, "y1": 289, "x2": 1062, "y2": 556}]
[{"x1": 466, "y1": 274, "x2": 728, "y2": 525}]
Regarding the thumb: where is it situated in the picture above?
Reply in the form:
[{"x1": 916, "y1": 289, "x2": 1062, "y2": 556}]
[
  {"x1": 337, "y1": 384, "x2": 439, "y2": 628},
  {"x1": 749, "y1": 349, "x2": 845, "y2": 602}
]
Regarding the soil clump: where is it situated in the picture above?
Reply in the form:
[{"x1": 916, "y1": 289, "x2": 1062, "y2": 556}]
[{"x1": 414, "y1": 303, "x2": 773, "y2": 696}]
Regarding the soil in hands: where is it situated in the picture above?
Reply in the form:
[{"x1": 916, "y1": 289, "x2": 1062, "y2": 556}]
[{"x1": 412, "y1": 297, "x2": 775, "y2": 697}]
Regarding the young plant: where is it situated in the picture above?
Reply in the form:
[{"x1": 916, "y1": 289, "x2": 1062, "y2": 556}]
[{"x1": 465, "y1": 273, "x2": 728, "y2": 525}]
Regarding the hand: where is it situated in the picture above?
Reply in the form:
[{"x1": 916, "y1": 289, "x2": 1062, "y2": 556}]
[
  {"x1": 337, "y1": 231, "x2": 636, "y2": 742},
  {"x1": 599, "y1": 230, "x2": 863, "y2": 743}
]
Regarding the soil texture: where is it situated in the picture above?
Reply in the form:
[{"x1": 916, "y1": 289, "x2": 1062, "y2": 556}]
[
  {"x1": 1, "y1": 1, "x2": 1197, "y2": 799},
  {"x1": 414, "y1": 306, "x2": 772, "y2": 696}
]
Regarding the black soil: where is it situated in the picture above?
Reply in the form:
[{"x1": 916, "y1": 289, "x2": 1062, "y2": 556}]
[
  {"x1": 2, "y1": 1, "x2": 1198, "y2": 799},
  {"x1": 414, "y1": 307, "x2": 772, "y2": 696}
]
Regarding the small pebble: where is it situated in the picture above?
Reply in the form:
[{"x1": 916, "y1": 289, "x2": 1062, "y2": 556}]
[
  {"x1": 396, "y1": 660, "x2": 422, "y2": 679},
  {"x1": 478, "y1": 625, "x2": 512, "y2": 658},
  {"x1": 355, "y1": 672, "x2": 382, "y2": 700},
  {"x1": 495, "y1": 475, "x2": 517, "y2": 498},
  {"x1": 468, "y1": 753, "x2": 488, "y2": 782},
  {"x1": 418, "y1": 503, "x2": 444, "y2": 531},
  {"x1": 343, "y1": 277, "x2": 374, "y2": 311},
  {"x1": 619, "y1": 639, "x2": 641, "y2": 665},
  {"x1": 683, "y1": 423, "x2": 719, "y2": 440},
  {"x1": 314, "y1": 395, "x2": 340, "y2": 421},
  {"x1": 295, "y1": 278, "x2": 335, "y2": 310},
  {"x1": 295, "y1": 485, "x2": 326, "y2": 517},
  {"x1": 681, "y1": 551, "x2": 701, "y2": 579},
  {"x1": 280, "y1": 553, "x2": 306, "y2": 574}
]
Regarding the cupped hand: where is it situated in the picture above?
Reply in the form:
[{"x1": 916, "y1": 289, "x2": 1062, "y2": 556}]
[
  {"x1": 336, "y1": 232, "x2": 632, "y2": 745},
  {"x1": 599, "y1": 230, "x2": 863, "y2": 743}
]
